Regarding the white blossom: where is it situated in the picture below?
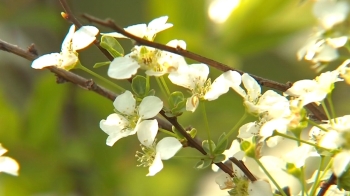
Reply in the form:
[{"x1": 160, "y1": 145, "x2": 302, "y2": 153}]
[
  {"x1": 108, "y1": 40, "x2": 187, "y2": 79},
  {"x1": 99, "y1": 91, "x2": 163, "y2": 146},
  {"x1": 169, "y1": 63, "x2": 241, "y2": 112},
  {"x1": 103, "y1": 16, "x2": 173, "y2": 41},
  {"x1": 31, "y1": 25, "x2": 99, "y2": 70}
]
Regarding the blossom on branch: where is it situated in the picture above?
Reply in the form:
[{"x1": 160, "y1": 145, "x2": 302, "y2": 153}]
[
  {"x1": 31, "y1": 25, "x2": 99, "y2": 70},
  {"x1": 107, "y1": 40, "x2": 187, "y2": 79},
  {"x1": 99, "y1": 91, "x2": 163, "y2": 146},
  {"x1": 168, "y1": 63, "x2": 242, "y2": 112},
  {"x1": 136, "y1": 128, "x2": 182, "y2": 176},
  {"x1": 103, "y1": 16, "x2": 173, "y2": 41}
]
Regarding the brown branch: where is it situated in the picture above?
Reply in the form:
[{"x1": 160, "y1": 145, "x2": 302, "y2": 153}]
[
  {"x1": 0, "y1": 39, "x2": 172, "y2": 131},
  {"x1": 81, "y1": 13, "x2": 327, "y2": 121}
]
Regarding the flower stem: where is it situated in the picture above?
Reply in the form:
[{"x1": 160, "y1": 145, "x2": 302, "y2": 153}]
[
  {"x1": 307, "y1": 119, "x2": 328, "y2": 132},
  {"x1": 309, "y1": 156, "x2": 325, "y2": 196},
  {"x1": 77, "y1": 64, "x2": 125, "y2": 93},
  {"x1": 321, "y1": 100, "x2": 331, "y2": 121},
  {"x1": 158, "y1": 128, "x2": 177, "y2": 137},
  {"x1": 226, "y1": 112, "x2": 248, "y2": 141},
  {"x1": 254, "y1": 158, "x2": 287, "y2": 196},
  {"x1": 155, "y1": 77, "x2": 168, "y2": 98},
  {"x1": 201, "y1": 101, "x2": 213, "y2": 153},
  {"x1": 273, "y1": 131, "x2": 331, "y2": 151},
  {"x1": 160, "y1": 76, "x2": 170, "y2": 95},
  {"x1": 326, "y1": 95, "x2": 337, "y2": 122}
]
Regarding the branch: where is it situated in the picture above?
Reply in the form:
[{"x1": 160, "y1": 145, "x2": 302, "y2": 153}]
[
  {"x1": 0, "y1": 39, "x2": 172, "y2": 131},
  {"x1": 81, "y1": 13, "x2": 327, "y2": 122}
]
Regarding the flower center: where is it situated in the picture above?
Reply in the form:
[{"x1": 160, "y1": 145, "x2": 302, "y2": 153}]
[{"x1": 135, "y1": 142, "x2": 157, "y2": 167}]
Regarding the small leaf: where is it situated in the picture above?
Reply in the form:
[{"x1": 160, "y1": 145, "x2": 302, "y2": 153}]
[
  {"x1": 213, "y1": 154, "x2": 226, "y2": 163},
  {"x1": 131, "y1": 75, "x2": 147, "y2": 98},
  {"x1": 168, "y1": 91, "x2": 186, "y2": 116},
  {"x1": 194, "y1": 159, "x2": 212, "y2": 170},
  {"x1": 202, "y1": 140, "x2": 216, "y2": 154},
  {"x1": 100, "y1": 35, "x2": 124, "y2": 58},
  {"x1": 214, "y1": 132, "x2": 228, "y2": 154},
  {"x1": 93, "y1": 61, "x2": 111, "y2": 68}
]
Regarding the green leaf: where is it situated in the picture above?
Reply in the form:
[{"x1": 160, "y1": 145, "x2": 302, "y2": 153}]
[
  {"x1": 100, "y1": 35, "x2": 124, "y2": 58},
  {"x1": 213, "y1": 132, "x2": 228, "y2": 154},
  {"x1": 93, "y1": 61, "x2": 111, "y2": 68},
  {"x1": 213, "y1": 154, "x2": 226, "y2": 163},
  {"x1": 168, "y1": 91, "x2": 186, "y2": 116},
  {"x1": 202, "y1": 140, "x2": 216, "y2": 154},
  {"x1": 194, "y1": 159, "x2": 212, "y2": 170},
  {"x1": 131, "y1": 75, "x2": 148, "y2": 98}
]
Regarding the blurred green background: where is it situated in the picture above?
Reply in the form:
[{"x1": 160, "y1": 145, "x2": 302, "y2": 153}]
[{"x1": 1, "y1": 0, "x2": 349, "y2": 195}]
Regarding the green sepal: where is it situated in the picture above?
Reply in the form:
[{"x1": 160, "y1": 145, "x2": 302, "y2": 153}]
[
  {"x1": 93, "y1": 61, "x2": 111, "y2": 68},
  {"x1": 213, "y1": 132, "x2": 228, "y2": 154},
  {"x1": 168, "y1": 91, "x2": 186, "y2": 116},
  {"x1": 240, "y1": 140, "x2": 255, "y2": 158},
  {"x1": 131, "y1": 75, "x2": 149, "y2": 98},
  {"x1": 194, "y1": 159, "x2": 212, "y2": 170},
  {"x1": 213, "y1": 154, "x2": 226, "y2": 163},
  {"x1": 100, "y1": 35, "x2": 124, "y2": 58},
  {"x1": 202, "y1": 140, "x2": 216, "y2": 154}
]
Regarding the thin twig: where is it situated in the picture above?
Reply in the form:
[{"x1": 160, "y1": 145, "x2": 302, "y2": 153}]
[{"x1": 81, "y1": 13, "x2": 327, "y2": 122}]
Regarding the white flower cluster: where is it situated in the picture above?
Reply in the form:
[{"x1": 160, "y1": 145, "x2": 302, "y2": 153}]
[{"x1": 28, "y1": 12, "x2": 350, "y2": 195}]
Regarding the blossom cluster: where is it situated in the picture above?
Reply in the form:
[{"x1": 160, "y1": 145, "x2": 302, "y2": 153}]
[{"x1": 28, "y1": 4, "x2": 350, "y2": 195}]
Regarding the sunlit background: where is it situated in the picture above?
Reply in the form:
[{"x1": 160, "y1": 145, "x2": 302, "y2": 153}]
[{"x1": 1, "y1": 0, "x2": 349, "y2": 195}]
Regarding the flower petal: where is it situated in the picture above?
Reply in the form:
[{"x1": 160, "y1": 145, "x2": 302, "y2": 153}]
[
  {"x1": 99, "y1": 113, "x2": 132, "y2": 146},
  {"x1": 249, "y1": 180, "x2": 273, "y2": 196},
  {"x1": 0, "y1": 156, "x2": 19, "y2": 176},
  {"x1": 113, "y1": 91, "x2": 136, "y2": 116},
  {"x1": 61, "y1": 25, "x2": 75, "y2": 52},
  {"x1": 156, "y1": 137, "x2": 182, "y2": 160},
  {"x1": 72, "y1": 26, "x2": 99, "y2": 50},
  {"x1": 242, "y1": 73, "x2": 261, "y2": 100},
  {"x1": 108, "y1": 55, "x2": 140, "y2": 79},
  {"x1": 138, "y1": 96, "x2": 163, "y2": 119},
  {"x1": 147, "y1": 152, "x2": 163, "y2": 176},
  {"x1": 136, "y1": 119, "x2": 158, "y2": 147},
  {"x1": 31, "y1": 53, "x2": 60, "y2": 69},
  {"x1": 333, "y1": 151, "x2": 350, "y2": 177}
]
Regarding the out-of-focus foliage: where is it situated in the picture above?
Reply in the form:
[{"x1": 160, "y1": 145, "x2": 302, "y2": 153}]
[{"x1": 2, "y1": 0, "x2": 342, "y2": 195}]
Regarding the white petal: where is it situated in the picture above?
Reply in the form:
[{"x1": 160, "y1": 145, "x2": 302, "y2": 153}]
[
  {"x1": 148, "y1": 16, "x2": 173, "y2": 34},
  {"x1": 186, "y1": 95, "x2": 199, "y2": 112},
  {"x1": 204, "y1": 73, "x2": 231, "y2": 101},
  {"x1": 260, "y1": 118, "x2": 289, "y2": 137},
  {"x1": 215, "y1": 173, "x2": 233, "y2": 189},
  {"x1": 99, "y1": 113, "x2": 133, "y2": 146},
  {"x1": 242, "y1": 73, "x2": 261, "y2": 98},
  {"x1": 238, "y1": 122, "x2": 259, "y2": 139},
  {"x1": 156, "y1": 137, "x2": 182, "y2": 160},
  {"x1": 147, "y1": 152, "x2": 163, "y2": 176},
  {"x1": 108, "y1": 56, "x2": 140, "y2": 79},
  {"x1": 249, "y1": 180, "x2": 273, "y2": 196},
  {"x1": 333, "y1": 151, "x2": 350, "y2": 177},
  {"x1": 136, "y1": 119, "x2": 158, "y2": 147},
  {"x1": 124, "y1": 24, "x2": 147, "y2": 38},
  {"x1": 166, "y1": 39, "x2": 186, "y2": 49},
  {"x1": 72, "y1": 26, "x2": 99, "y2": 50},
  {"x1": 31, "y1": 53, "x2": 60, "y2": 69},
  {"x1": 113, "y1": 91, "x2": 136, "y2": 116},
  {"x1": 0, "y1": 157, "x2": 19, "y2": 176},
  {"x1": 61, "y1": 25, "x2": 75, "y2": 52},
  {"x1": 101, "y1": 32, "x2": 127, "y2": 38},
  {"x1": 138, "y1": 96, "x2": 163, "y2": 119}
]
